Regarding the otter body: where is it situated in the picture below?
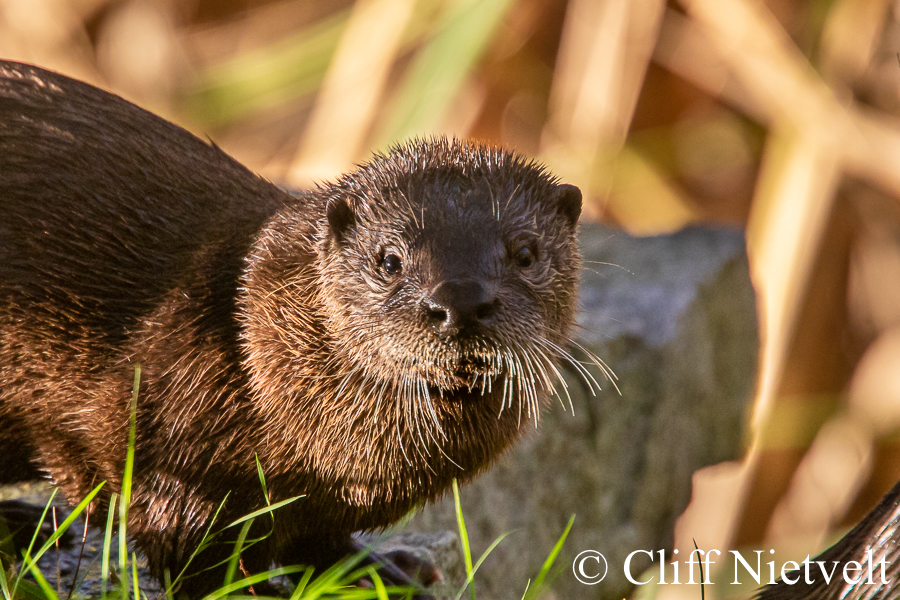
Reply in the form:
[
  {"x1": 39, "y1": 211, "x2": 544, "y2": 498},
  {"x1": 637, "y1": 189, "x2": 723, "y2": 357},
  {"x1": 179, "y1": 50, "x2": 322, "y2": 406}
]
[{"x1": 0, "y1": 61, "x2": 583, "y2": 595}]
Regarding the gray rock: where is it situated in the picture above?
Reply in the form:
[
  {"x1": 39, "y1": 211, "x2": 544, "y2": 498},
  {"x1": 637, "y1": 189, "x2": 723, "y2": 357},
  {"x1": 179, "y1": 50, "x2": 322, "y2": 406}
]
[{"x1": 405, "y1": 223, "x2": 759, "y2": 599}]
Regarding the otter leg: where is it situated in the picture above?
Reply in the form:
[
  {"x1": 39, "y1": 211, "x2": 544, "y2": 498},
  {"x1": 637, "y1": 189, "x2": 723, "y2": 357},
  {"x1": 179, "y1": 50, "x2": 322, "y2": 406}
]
[{"x1": 131, "y1": 485, "x2": 284, "y2": 599}]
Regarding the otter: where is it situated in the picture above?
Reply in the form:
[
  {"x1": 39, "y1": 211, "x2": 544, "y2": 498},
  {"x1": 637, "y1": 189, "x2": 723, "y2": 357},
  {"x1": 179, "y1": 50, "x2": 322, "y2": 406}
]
[{"x1": 0, "y1": 60, "x2": 589, "y2": 596}]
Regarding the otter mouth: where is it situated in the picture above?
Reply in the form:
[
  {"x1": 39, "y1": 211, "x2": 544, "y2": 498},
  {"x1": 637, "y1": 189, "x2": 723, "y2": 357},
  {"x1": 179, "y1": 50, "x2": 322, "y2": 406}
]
[
  {"x1": 427, "y1": 355, "x2": 500, "y2": 396},
  {"x1": 456, "y1": 355, "x2": 490, "y2": 375}
]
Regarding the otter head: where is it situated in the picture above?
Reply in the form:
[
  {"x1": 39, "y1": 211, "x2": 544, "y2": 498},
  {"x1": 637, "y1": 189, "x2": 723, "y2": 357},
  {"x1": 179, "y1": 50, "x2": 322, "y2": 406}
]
[
  {"x1": 314, "y1": 139, "x2": 585, "y2": 422},
  {"x1": 241, "y1": 137, "x2": 596, "y2": 483}
]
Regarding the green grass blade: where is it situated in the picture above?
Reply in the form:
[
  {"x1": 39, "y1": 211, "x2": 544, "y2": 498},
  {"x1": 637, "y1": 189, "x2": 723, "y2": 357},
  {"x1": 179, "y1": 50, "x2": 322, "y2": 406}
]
[
  {"x1": 120, "y1": 365, "x2": 141, "y2": 600},
  {"x1": 0, "y1": 518, "x2": 16, "y2": 575},
  {"x1": 368, "y1": 568, "x2": 389, "y2": 600},
  {"x1": 473, "y1": 530, "x2": 513, "y2": 574},
  {"x1": 522, "y1": 515, "x2": 575, "y2": 600},
  {"x1": 163, "y1": 569, "x2": 174, "y2": 600},
  {"x1": 9, "y1": 485, "x2": 104, "y2": 600},
  {"x1": 101, "y1": 493, "x2": 118, "y2": 599},
  {"x1": 519, "y1": 579, "x2": 531, "y2": 600},
  {"x1": 254, "y1": 455, "x2": 269, "y2": 503},
  {"x1": 166, "y1": 488, "x2": 230, "y2": 591},
  {"x1": 183, "y1": 493, "x2": 230, "y2": 556},
  {"x1": 223, "y1": 518, "x2": 253, "y2": 588},
  {"x1": 452, "y1": 479, "x2": 475, "y2": 600},
  {"x1": 15, "y1": 489, "x2": 56, "y2": 583},
  {"x1": 0, "y1": 555, "x2": 12, "y2": 600},
  {"x1": 7, "y1": 580, "x2": 44, "y2": 600},
  {"x1": 132, "y1": 552, "x2": 140, "y2": 600},
  {"x1": 199, "y1": 565, "x2": 307, "y2": 600},
  {"x1": 453, "y1": 530, "x2": 513, "y2": 600},
  {"x1": 24, "y1": 484, "x2": 105, "y2": 570},
  {"x1": 7, "y1": 580, "x2": 47, "y2": 600},
  {"x1": 300, "y1": 551, "x2": 370, "y2": 597},
  {"x1": 24, "y1": 558, "x2": 59, "y2": 600},
  {"x1": 287, "y1": 566, "x2": 314, "y2": 600},
  {"x1": 225, "y1": 496, "x2": 302, "y2": 530}
]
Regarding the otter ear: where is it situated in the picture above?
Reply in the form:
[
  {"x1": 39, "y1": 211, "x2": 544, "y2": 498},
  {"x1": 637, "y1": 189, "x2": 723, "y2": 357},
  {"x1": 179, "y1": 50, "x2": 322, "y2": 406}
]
[
  {"x1": 554, "y1": 184, "x2": 582, "y2": 228},
  {"x1": 326, "y1": 197, "x2": 356, "y2": 245}
]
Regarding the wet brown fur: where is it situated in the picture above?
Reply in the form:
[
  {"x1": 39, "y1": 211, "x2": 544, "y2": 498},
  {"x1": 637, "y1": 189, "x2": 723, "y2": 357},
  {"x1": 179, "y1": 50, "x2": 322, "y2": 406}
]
[{"x1": 0, "y1": 60, "x2": 585, "y2": 595}]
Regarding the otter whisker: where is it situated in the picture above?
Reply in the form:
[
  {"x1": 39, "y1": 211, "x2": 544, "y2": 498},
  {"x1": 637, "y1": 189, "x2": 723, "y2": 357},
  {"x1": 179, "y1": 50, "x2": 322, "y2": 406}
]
[
  {"x1": 373, "y1": 377, "x2": 389, "y2": 421},
  {"x1": 398, "y1": 366, "x2": 427, "y2": 454},
  {"x1": 518, "y1": 362, "x2": 536, "y2": 423},
  {"x1": 512, "y1": 342, "x2": 543, "y2": 424},
  {"x1": 490, "y1": 350, "x2": 502, "y2": 392},
  {"x1": 348, "y1": 373, "x2": 375, "y2": 425},
  {"x1": 510, "y1": 353, "x2": 526, "y2": 428},
  {"x1": 521, "y1": 342, "x2": 555, "y2": 394},
  {"x1": 367, "y1": 379, "x2": 390, "y2": 460},
  {"x1": 526, "y1": 353, "x2": 543, "y2": 422},
  {"x1": 417, "y1": 380, "x2": 465, "y2": 471},
  {"x1": 419, "y1": 377, "x2": 445, "y2": 441},
  {"x1": 537, "y1": 338, "x2": 604, "y2": 396},
  {"x1": 392, "y1": 380, "x2": 413, "y2": 468},
  {"x1": 522, "y1": 342, "x2": 568, "y2": 416},
  {"x1": 504, "y1": 182, "x2": 521, "y2": 213},
  {"x1": 500, "y1": 375, "x2": 511, "y2": 416},
  {"x1": 533, "y1": 343, "x2": 574, "y2": 415},
  {"x1": 567, "y1": 339, "x2": 620, "y2": 394},
  {"x1": 581, "y1": 259, "x2": 633, "y2": 274},
  {"x1": 502, "y1": 347, "x2": 520, "y2": 416},
  {"x1": 333, "y1": 371, "x2": 356, "y2": 404},
  {"x1": 407, "y1": 373, "x2": 436, "y2": 461}
]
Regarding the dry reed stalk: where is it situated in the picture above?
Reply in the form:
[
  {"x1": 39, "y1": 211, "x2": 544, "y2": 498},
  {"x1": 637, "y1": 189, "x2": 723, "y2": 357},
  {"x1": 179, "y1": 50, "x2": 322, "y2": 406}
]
[
  {"x1": 541, "y1": 0, "x2": 667, "y2": 223},
  {"x1": 288, "y1": 0, "x2": 417, "y2": 185}
]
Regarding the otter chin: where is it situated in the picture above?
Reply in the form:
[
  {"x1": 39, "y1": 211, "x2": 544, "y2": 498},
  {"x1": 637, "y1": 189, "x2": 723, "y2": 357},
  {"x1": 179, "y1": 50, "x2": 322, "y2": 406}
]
[{"x1": 0, "y1": 59, "x2": 595, "y2": 598}]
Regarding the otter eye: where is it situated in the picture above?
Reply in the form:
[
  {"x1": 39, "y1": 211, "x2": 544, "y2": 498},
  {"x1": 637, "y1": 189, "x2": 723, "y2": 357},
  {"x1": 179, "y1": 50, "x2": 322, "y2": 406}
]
[
  {"x1": 382, "y1": 253, "x2": 403, "y2": 275},
  {"x1": 515, "y1": 246, "x2": 536, "y2": 269}
]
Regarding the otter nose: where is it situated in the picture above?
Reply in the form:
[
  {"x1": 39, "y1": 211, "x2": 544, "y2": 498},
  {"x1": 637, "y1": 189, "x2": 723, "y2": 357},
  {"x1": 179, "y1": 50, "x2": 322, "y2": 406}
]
[{"x1": 424, "y1": 280, "x2": 499, "y2": 335}]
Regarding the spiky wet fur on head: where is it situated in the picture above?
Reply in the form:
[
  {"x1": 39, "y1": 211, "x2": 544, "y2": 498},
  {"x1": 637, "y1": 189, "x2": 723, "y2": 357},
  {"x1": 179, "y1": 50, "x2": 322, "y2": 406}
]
[{"x1": 241, "y1": 138, "x2": 593, "y2": 498}]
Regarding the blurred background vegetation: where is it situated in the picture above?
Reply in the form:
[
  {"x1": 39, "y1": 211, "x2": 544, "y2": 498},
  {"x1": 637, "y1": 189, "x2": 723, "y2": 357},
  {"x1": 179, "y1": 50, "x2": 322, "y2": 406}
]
[{"x1": 3, "y1": 0, "x2": 900, "y2": 597}]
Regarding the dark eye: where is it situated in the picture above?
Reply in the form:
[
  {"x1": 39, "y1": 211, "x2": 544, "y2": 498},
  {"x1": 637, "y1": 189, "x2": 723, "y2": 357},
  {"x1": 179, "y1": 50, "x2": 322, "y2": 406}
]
[
  {"x1": 515, "y1": 246, "x2": 536, "y2": 269},
  {"x1": 382, "y1": 253, "x2": 403, "y2": 275}
]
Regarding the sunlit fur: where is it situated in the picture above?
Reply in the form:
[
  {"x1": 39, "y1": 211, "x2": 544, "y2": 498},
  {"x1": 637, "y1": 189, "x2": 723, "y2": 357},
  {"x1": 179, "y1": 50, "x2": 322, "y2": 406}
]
[{"x1": 0, "y1": 60, "x2": 596, "y2": 597}]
